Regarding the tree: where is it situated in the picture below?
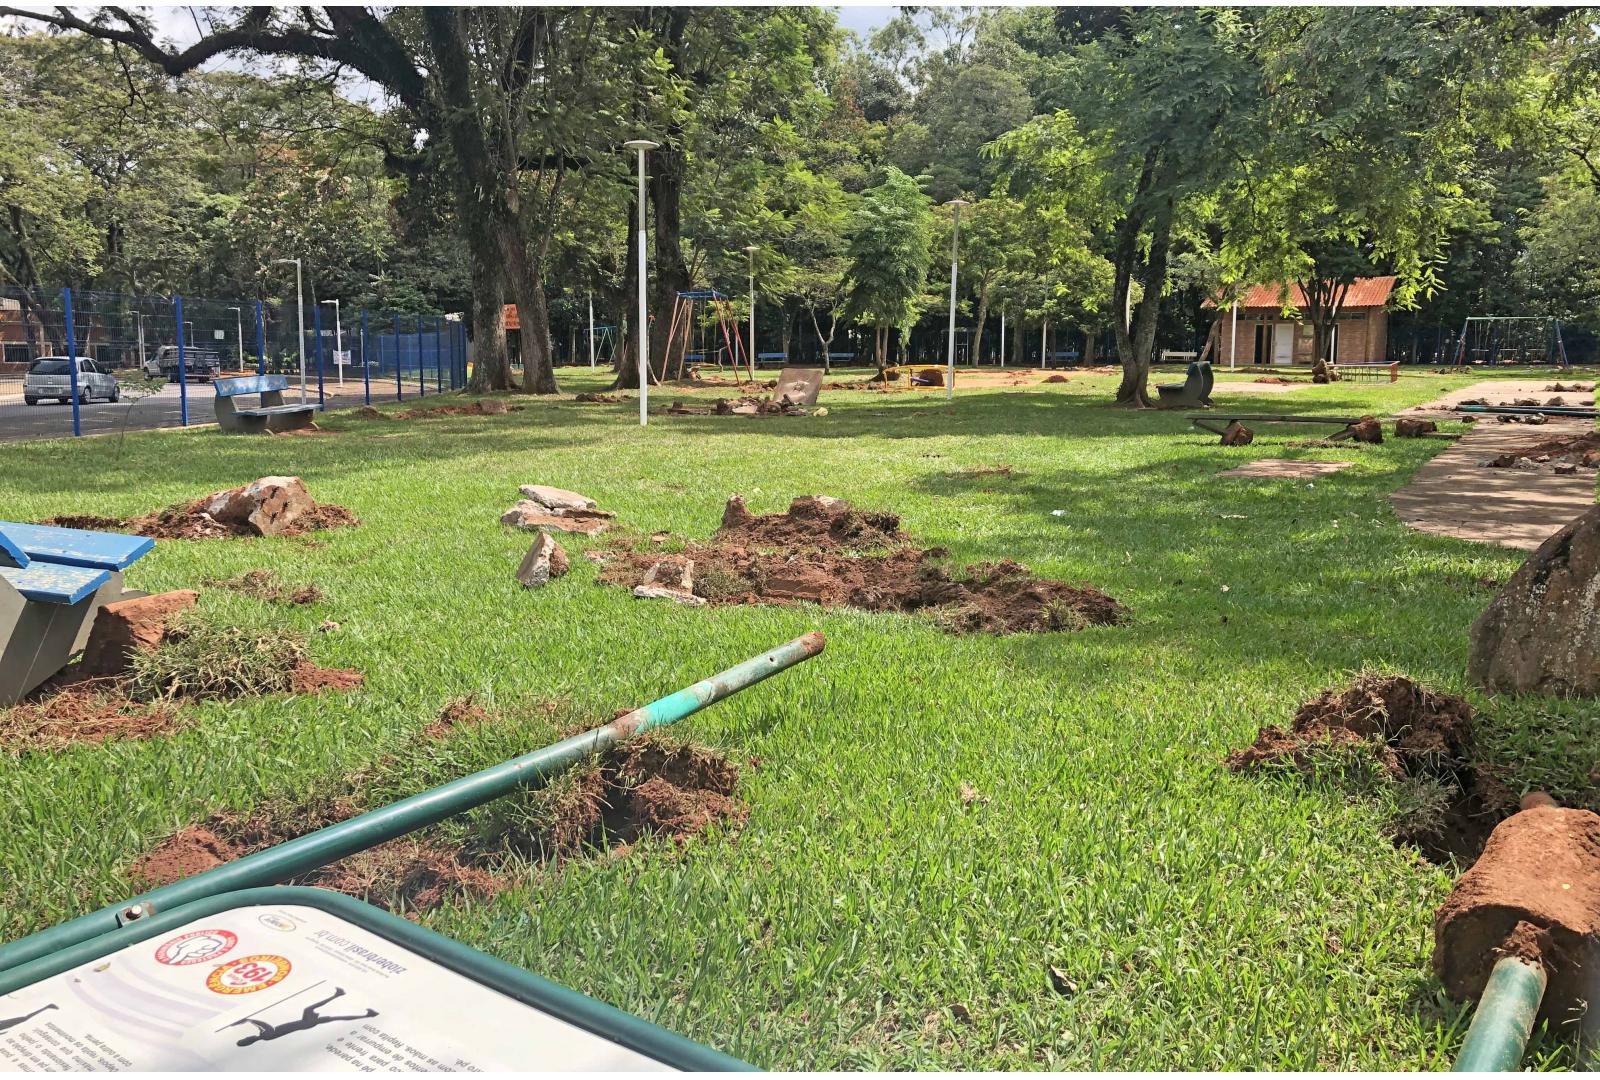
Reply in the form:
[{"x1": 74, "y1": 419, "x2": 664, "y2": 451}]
[{"x1": 842, "y1": 166, "x2": 934, "y2": 366}]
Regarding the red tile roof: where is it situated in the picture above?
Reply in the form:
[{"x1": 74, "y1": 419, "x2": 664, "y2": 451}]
[{"x1": 1208, "y1": 276, "x2": 1397, "y2": 312}]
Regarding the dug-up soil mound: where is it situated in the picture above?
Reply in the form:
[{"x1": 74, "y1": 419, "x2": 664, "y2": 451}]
[
  {"x1": 130, "y1": 736, "x2": 747, "y2": 910},
  {"x1": 603, "y1": 495, "x2": 1127, "y2": 635},
  {"x1": 1483, "y1": 431, "x2": 1600, "y2": 472},
  {"x1": 38, "y1": 488, "x2": 358, "y2": 542},
  {"x1": 1225, "y1": 675, "x2": 1514, "y2": 862},
  {"x1": 393, "y1": 400, "x2": 525, "y2": 420}
]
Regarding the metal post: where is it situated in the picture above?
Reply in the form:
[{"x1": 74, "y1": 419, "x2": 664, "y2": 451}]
[
  {"x1": 435, "y1": 316, "x2": 443, "y2": 393},
  {"x1": 624, "y1": 139, "x2": 658, "y2": 427},
  {"x1": 360, "y1": 309, "x2": 372, "y2": 406},
  {"x1": 416, "y1": 316, "x2": 425, "y2": 398},
  {"x1": 229, "y1": 306, "x2": 243, "y2": 371},
  {"x1": 333, "y1": 300, "x2": 343, "y2": 386},
  {"x1": 1229, "y1": 300, "x2": 1238, "y2": 371},
  {"x1": 1000, "y1": 310, "x2": 1006, "y2": 368},
  {"x1": 1452, "y1": 957, "x2": 1547, "y2": 1072},
  {"x1": 0, "y1": 633, "x2": 825, "y2": 974},
  {"x1": 745, "y1": 245, "x2": 758, "y2": 374},
  {"x1": 393, "y1": 314, "x2": 402, "y2": 400},
  {"x1": 588, "y1": 293, "x2": 596, "y2": 368},
  {"x1": 312, "y1": 299, "x2": 326, "y2": 410},
  {"x1": 254, "y1": 301, "x2": 265, "y2": 375},
  {"x1": 1040, "y1": 318, "x2": 1047, "y2": 370},
  {"x1": 135, "y1": 310, "x2": 146, "y2": 373},
  {"x1": 174, "y1": 295, "x2": 188, "y2": 426},
  {"x1": 63, "y1": 288, "x2": 81, "y2": 438},
  {"x1": 945, "y1": 199, "x2": 967, "y2": 400}
]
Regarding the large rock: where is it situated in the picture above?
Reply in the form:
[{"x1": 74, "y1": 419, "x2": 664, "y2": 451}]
[
  {"x1": 514, "y1": 531, "x2": 569, "y2": 588},
  {"x1": 1395, "y1": 417, "x2": 1438, "y2": 438},
  {"x1": 1220, "y1": 420, "x2": 1253, "y2": 446},
  {"x1": 79, "y1": 590, "x2": 199, "y2": 675},
  {"x1": 1468, "y1": 506, "x2": 1600, "y2": 696},
  {"x1": 203, "y1": 476, "x2": 315, "y2": 536},
  {"x1": 1348, "y1": 416, "x2": 1383, "y2": 444}
]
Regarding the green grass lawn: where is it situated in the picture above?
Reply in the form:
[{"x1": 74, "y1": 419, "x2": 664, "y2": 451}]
[{"x1": 2, "y1": 366, "x2": 1594, "y2": 1069}]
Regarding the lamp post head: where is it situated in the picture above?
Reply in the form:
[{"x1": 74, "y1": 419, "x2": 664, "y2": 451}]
[
  {"x1": 744, "y1": 245, "x2": 759, "y2": 253},
  {"x1": 948, "y1": 198, "x2": 971, "y2": 208},
  {"x1": 623, "y1": 139, "x2": 660, "y2": 152}
]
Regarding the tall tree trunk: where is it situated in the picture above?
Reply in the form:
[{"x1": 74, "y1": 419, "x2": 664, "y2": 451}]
[
  {"x1": 468, "y1": 253, "x2": 511, "y2": 393},
  {"x1": 973, "y1": 285, "x2": 990, "y2": 365},
  {"x1": 500, "y1": 217, "x2": 558, "y2": 394}
]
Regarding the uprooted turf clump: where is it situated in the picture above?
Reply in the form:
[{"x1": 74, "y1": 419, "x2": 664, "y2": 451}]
[
  {"x1": 130, "y1": 735, "x2": 747, "y2": 910},
  {"x1": 0, "y1": 678, "x2": 181, "y2": 754},
  {"x1": 602, "y1": 495, "x2": 1127, "y2": 635},
  {"x1": 1225, "y1": 675, "x2": 1515, "y2": 862}
]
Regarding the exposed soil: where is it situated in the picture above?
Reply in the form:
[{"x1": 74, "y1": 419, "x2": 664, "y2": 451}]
[
  {"x1": 1225, "y1": 675, "x2": 1514, "y2": 862},
  {"x1": 129, "y1": 735, "x2": 746, "y2": 909},
  {"x1": 573, "y1": 392, "x2": 623, "y2": 403},
  {"x1": 423, "y1": 697, "x2": 492, "y2": 740},
  {"x1": 0, "y1": 673, "x2": 181, "y2": 754},
  {"x1": 665, "y1": 395, "x2": 809, "y2": 417},
  {"x1": 37, "y1": 500, "x2": 358, "y2": 541},
  {"x1": 392, "y1": 401, "x2": 526, "y2": 420},
  {"x1": 942, "y1": 465, "x2": 1018, "y2": 479},
  {"x1": 1484, "y1": 431, "x2": 1600, "y2": 471},
  {"x1": 1043, "y1": 374, "x2": 1069, "y2": 383},
  {"x1": 206, "y1": 569, "x2": 324, "y2": 605},
  {"x1": 289, "y1": 663, "x2": 366, "y2": 694},
  {"x1": 603, "y1": 496, "x2": 1126, "y2": 635}
]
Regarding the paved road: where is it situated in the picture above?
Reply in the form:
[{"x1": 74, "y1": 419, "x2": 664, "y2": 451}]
[{"x1": 0, "y1": 378, "x2": 399, "y2": 443}]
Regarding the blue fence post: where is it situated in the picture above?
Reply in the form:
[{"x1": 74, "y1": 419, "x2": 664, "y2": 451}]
[
  {"x1": 63, "y1": 288, "x2": 81, "y2": 438},
  {"x1": 392, "y1": 314, "x2": 402, "y2": 402},
  {"x1": 312, "y1": 301, "x2": 326, "y2": 410},
  {"x1": 254, "y1": 301, "x2": 265, "y2": 375},
  {"x1": 416, "y1": 316, "x2": 425, "y2": 398},
  {"x1": 435, "y1": 316, "x2": 444, "y2": 393},
  {"x1": 175, "y1": 294, "x2": 188, "y2": 426},
  {"x1": 360, "y1": 309, "x2": 372, "y2": 407}
]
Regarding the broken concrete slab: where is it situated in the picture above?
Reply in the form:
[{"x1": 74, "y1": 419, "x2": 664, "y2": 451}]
[
  {"x1": 517, "y1": 484, "x2": 602, "y2": 513},
  {"x1": 515, "y1": 531, "x2": 570, "y2": 588},
  {"x1": 202, "y1": 476, "x2": 315, "y2": 537},
  {"x1": 500, "y1": 502, "x2": 612, "y2": 535},
  {"x1": 1217, "y1": 459, "x2": 1353, "y2": 480},
  {"x1": 773, "y1": 365, "x2": 824, "y2": 407}
]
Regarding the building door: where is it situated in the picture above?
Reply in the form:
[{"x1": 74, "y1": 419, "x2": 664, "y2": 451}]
[
  {"x1": 1252, "y1": 323, "x2": 1268, "y2": 364},
  {"x1": 1273, "y1": 322, "x2": 1295, "y2": 365}
]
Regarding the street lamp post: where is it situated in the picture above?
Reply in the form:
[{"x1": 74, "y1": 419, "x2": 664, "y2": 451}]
[
  {"x1": 744, "y1": 245, "x2": 759, "y2": 376},
  {"x1": 271, "y1": 258, "x2": 307, "y2": 404},
  {"x1": 588, "y1": 293, "x2": 596, "y2": 368},
  {"x1": 227, "y1": 306, "x2": 243, "y2": 371},
  {"x1": 945, "y1": 199, "x2": 969, "y2": 400},
  {"x1": 623, "y1": 139, "x2": 659, "y2": 426},
  {"x1": 135, "y1": 311, "x2": 146, "y2": 372},
  {"x1": 321, "y1": 299, "x2": 343, "y2": 386}
]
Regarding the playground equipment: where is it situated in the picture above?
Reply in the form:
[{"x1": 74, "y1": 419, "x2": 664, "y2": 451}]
[
  {"x1": 0, "y1": 633, "x2": 826, "y2": 1070},
  {"x1": 663, "y1": 290, "x2": 751, "y2": 382},
  {"x1": 1435, "y1": 795, "x2": 1600, "y2": 1070},
  {"x1": 1453, "y1": 316, "x2": 1570, "y2": 369}
]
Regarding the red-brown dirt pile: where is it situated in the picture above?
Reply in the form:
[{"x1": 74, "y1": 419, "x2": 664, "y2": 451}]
[
  {"x1": 38, "y1": 479, "x2": 358, "y2": 541},
  {"x1": 0, "y1": 674, "x2": 181, "y2": 754},
  {"x1": 394, "y1": 400, "x2": 522, "y2": 419},
  {"x1": 605, "y1": 496, "x2": 1127, "y2": 635}
]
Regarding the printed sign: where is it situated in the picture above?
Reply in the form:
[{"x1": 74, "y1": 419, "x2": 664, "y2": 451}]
[{"x1": 0, "y1": 904, "x2": 672, "y2": 1072}]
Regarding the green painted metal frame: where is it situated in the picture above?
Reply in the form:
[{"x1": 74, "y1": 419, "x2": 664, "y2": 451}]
[
  {"x1": 0, "y1": 885, "x2": 752, "y2": 1071},
  {"x1": 1452, "y1": 956, "x2": 1548, "y2": 1072},
  {"x1": 0, "y1": 631, "x2": 825, "y2": 976}
]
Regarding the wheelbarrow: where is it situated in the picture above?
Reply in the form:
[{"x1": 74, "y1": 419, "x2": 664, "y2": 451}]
[{"x1": 0, "y1": 633, "x2": 825, "y2": 1071}]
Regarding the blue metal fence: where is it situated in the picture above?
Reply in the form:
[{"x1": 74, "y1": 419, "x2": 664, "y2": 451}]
[{"x1": 0, "y1": 285, "x2": 467, "y2": 441}]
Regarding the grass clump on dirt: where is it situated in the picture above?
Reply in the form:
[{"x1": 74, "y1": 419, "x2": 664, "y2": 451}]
[
  {"x1": 206, "y1": 569, "x2": 324, "y2": 605},
  {"x1": 128, "y1": 618, "x2": 309, "y2": 701}
]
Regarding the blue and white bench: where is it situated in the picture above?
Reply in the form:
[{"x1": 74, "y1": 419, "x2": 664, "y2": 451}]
[
  {"x1": 0, "y1": 522, "x2": 154, "y2": 703},
  {"x1": 213, "y1": 374, "x2": 316, "y2": 434},
  {"x1": 826, "y1": 352, "x2": 856, "y2": 365}
]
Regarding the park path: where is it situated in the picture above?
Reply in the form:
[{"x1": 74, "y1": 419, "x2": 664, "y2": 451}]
[{"x1": 1390, "y1": 379, "x2": 1595, "y2": 550}]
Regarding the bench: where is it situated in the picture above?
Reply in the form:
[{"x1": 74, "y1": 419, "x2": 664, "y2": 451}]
[
  {"x1": 1333, "y1": 361, "x2": 1399, "y2": 383},
  {"x1": 1156, "y1": 360, "x2": 1214, "y2": 409},
  {"x1": 0, "y1": 521, "x2": 155, "y2": 703},
  {"x1": 1160, "y1": 350, "x2": 1200, "y2": 364},
  {"x1": 213, "y1": 374, "x2": 316, "y2": 433},
  {"x1": 827, "y1": 352, "x2": 856, "y2": 363},
  {"x1": 1043, "y1": 350, "x2": 1080, "y2": 369},
  {"x1": 754, "y1": 352, "x2": 789, "y2": 367}
]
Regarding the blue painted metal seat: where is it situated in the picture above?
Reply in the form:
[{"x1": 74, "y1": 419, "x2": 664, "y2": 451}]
[
  {"x1": 755, "y1": 351, "x2": 789, "y2": 366},
  {"x1": 0, "y1": 521, "x2": 156, "y2": 704},
  {"x1": 213, "y1": 374, "x2": 316, "y2": 433}
]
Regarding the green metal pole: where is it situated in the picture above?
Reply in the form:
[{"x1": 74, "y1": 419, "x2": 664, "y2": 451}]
[
  {"x1": 0, "y1": 632, "x2": 824, "y2": 974},
  {"x1": 1453, "y1": 957, "x2": 1548, "y2": 1072}
]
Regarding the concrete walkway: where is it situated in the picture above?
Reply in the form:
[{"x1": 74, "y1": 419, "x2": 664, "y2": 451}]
[{"x1": 1390, "y1": 416, "x2": 1596, "y2": 550}]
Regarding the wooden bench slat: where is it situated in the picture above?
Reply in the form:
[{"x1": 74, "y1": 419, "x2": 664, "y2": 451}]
[
  {"x1": 0, "y1": 521, "x2": 153, "y2": 571},
  {"x1": 0, "y1": 527, "x2": 30, "y2": 569},
  {"x1": 214, "y1": 374, "x2": 292, "y2": 397},
  {"x1": 1, "y1": 563, "x2": 112, "y2": 605},
  {"x1": 235, "y1": 404, "x2": 317, "y2": 417}
]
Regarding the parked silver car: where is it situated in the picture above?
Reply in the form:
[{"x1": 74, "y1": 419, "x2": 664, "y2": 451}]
[{"x1": 23, "y1": 356, "x2": 120, "y2": 405}]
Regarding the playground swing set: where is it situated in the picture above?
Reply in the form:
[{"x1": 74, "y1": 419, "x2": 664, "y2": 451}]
[
  {"x1": 1453, "y1": 315, "x2": 1570, "y2": 369},
  {"x1": 662, "y1": 289, "x2": 753, "y2": 382}
]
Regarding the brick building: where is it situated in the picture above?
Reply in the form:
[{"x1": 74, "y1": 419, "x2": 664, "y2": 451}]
[{"x1": 1207, "y1": 276, "x2": 1395, "y2": 366}]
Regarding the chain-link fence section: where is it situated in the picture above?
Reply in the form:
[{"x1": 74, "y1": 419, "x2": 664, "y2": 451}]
[{"x1": 1, "y1": 286, "x2": 466, "y2": 441}]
